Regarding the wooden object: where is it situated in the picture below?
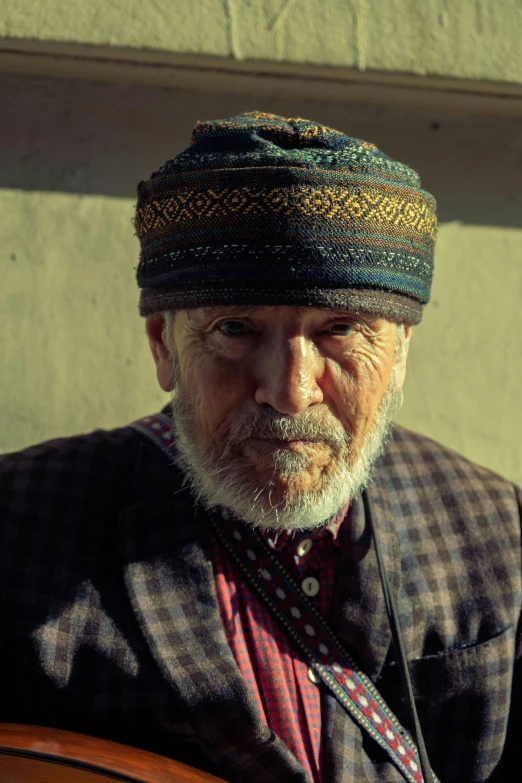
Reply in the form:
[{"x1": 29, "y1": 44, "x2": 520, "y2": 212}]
[{"x1": 0, "y1": 723, "x2": 226, "y2": 782}]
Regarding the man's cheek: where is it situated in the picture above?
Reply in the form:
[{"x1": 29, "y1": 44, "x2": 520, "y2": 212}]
[{"x1": 202, "y1": 408, "x2": 236, "y2": 446}]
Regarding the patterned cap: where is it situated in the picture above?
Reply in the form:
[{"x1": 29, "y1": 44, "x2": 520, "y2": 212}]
[{"x1": 135, "y1": 111, "x2": 437, "y2": 324}]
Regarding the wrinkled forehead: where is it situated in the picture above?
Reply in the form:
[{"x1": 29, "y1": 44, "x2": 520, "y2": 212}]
[{"x1": 184, "y1": 304, "x2": 384, "y2": 327}]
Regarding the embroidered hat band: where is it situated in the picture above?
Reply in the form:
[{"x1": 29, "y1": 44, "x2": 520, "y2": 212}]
[{"x1": 135, "y1": 111, "x2": 438, "y2": 325}]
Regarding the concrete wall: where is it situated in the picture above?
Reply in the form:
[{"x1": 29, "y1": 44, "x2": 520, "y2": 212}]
[
  {"x1": 1, "y1": 70, "x2": 521, "y2": 486},
  {"x1": 2, "y1": 0, "x2": 522, "y2": 84},
  {"x1": 0, "y1": 0, "x2": 521, "y2": 485}
]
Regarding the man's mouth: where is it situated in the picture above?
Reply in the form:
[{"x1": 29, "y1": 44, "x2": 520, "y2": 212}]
[{"x1": 252, "y1": 436, "x2": 317, "y2": 445}]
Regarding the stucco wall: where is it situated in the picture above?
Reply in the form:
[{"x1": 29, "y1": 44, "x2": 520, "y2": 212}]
[
  {"x1": 1, "y1": 72, "x2": 521, "y2": 485},
  {"x1": 1, "y1": 0, "x2": 522, "y2": 84}
]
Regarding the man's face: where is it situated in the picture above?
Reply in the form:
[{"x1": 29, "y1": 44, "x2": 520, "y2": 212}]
[{"x1": 147, "y1": 305, "x2": 410, "y2": 530}]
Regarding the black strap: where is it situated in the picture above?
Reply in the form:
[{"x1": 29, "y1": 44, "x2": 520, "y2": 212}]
[{"x1": 364, "y1": 490, "x2": 436, "y2": 783}]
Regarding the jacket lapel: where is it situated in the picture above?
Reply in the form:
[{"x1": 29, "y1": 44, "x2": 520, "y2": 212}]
[
  {"x1": 324, "y1": 468, "x2": 406, "y2": 782},
  {"x1": 121, "y1": 438, "x2": 311, "y2": 782},
  {"x1": 334, "y1": 469, "x2": 401, "y2": 682}
]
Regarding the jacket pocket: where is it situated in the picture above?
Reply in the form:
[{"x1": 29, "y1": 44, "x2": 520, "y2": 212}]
[{"x1": 376, "y1": 626, "x2": 515, "y2": 783}]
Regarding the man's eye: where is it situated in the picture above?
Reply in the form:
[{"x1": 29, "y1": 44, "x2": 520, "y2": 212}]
[
  {"x1": 218, "y1": 321, "x2": 249, "y2": 336},
  {"x1": 329, "y1": 324, "x2": 353, "y2": 336}
]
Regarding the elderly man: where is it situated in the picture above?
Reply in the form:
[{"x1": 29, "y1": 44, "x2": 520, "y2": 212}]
[{"x1": 0, "y1": 112, "x2": 520, "y2": 783}]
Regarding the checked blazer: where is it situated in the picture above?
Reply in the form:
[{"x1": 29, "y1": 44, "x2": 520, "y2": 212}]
[{"x1": 0, "y1": 414, "x2": 521, "y2": 783}]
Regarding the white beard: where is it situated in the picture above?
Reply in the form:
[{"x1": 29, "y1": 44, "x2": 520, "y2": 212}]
[{"x1": 166, "y1": 356, "x2": 401, "y2": 532}]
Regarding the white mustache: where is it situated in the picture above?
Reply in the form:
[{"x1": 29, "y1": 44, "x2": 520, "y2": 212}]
[{"x1": 225, "y1": 410, "x2": 350, "y2": 451}]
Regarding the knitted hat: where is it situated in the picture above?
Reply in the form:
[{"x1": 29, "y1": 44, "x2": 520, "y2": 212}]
[{"x1": 135, "y1": 111, "x2": 437, "y2": 325}]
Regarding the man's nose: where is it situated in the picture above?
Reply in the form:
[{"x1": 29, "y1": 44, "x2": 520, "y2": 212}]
[{"x1": 254, "y1": 336, "x2": 324, "y2": 414}]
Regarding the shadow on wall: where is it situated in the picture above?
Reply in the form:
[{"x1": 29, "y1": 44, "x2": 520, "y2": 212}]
[{"x1": 0, "y1": 72, "x2": 521, "y2": 228}]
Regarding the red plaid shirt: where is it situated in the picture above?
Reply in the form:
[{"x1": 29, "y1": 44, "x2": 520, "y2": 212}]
[{"x1": 209, "y1": 503, "x2": 349, "y2": 783}]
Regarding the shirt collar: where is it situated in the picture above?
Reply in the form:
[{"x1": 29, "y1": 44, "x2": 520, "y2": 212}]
[{"x1": 219, "y1": 501, "x2": 350, "y2": 552}]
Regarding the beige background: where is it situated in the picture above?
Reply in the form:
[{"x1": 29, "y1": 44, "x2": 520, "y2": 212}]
[
  {"x1": 0, "y1": 1, "x2": 521, "y2": 486},
  {"x1": 2, "y1": 0, "x2": 522, "y2": 83}
]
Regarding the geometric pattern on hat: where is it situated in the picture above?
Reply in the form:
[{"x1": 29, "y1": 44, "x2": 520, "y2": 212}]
[
  {"x1": 135, "y1": 184, "x2": 436, "y2": 243},
  {"x1": 135, "y1": 111, "x2": 437, "y2": 325}
]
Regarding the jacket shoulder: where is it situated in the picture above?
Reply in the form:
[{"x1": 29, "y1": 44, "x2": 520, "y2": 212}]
[
  {"x1": 384, "y1": 424, "x2": 521, "y2": 508},
  {"x1": 0, "y1": 422, "x2": 142, "y2": 484},
  {"x1": 0, "y1": 422, "x2": 158, "y2": 543}
]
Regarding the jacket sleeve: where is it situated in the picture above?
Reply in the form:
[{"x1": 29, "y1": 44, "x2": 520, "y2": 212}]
[
  {"x1": 0, "y1": 454, "x2": 19, "y2": 724},
  {"x1": 502, "y1": 484, "x2": 522, "y2": 778}
]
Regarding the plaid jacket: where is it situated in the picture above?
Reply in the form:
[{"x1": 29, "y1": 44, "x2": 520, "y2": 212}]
[{"x1": 0, "y1": 416, "x2": 521, "y2": 783}]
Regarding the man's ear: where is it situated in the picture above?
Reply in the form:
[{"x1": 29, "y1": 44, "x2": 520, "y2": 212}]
[
  {"x1": 145, "y1": 314, "x2": 175, "y2": 392},
  {"x1": 393, "y1": 325, "x2": 413, "y2": 391}
]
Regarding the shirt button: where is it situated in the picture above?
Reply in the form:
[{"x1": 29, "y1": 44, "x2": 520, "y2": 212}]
[
  {"x1": 308, "y1": 667, "x2": 322, "y2": 684},
  {"x1": 296, "y1": 538, "x2": 313, "y2": 557},
  {"x1": 301, "y1": 576, "x2": 320, "y2": 597}
]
